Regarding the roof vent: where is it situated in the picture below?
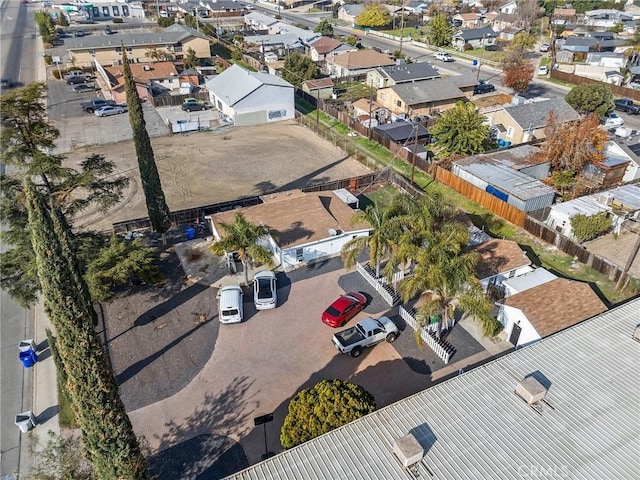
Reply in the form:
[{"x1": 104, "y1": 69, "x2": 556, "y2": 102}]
[
  {"x1": 143, "y1": 65, "x2": 151, "y2": 71},
  {"x1": 633, "y1": 325, "x2": 640, "y2": 342},
  {"x1": 328, "y1": 228, "x2": 338, "y2": 236},
  {"x1": 516, "y1": 376, "x2": 548, "y2": 405},
  {"x1": 392, "y1": 433, "x2": 423, "y2": 469}
]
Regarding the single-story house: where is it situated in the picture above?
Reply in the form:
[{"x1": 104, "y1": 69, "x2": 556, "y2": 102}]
[
  {"x1": 243, "y1": 33, "x2": 304, "y2": 51},
  {"x1": 604, "y1": 139, "x2": 640, "y2": 183},
  {"x1": 545, "y1": 184, "x2": 640, "y2": 238},
  {"x1": 373, "y1": 121, "x2": 430, "y2": 144},
  {"x1": 63, "y1": 24, "x2": 211, "y2": 68},
  {"x1": 102, "y1": 61, "x2": 179, "y2": 103},
  {"x1": 308, "y1": 36, "x2": 356, "y2": 63},
  {"x1": 586, "y1": 52, "x2": 626, "y2": 68},
  {"x1": 472, "y1": 238, "x2": 533, "y2": 291},
  {"x1": 583, "y1": 9, "x2": 633, "y2": 28},
  {"x1": 301, "y1": 77, "x2": 335, "y2": 99},
  {"x1": 500, "y1": 0, "x2": 517, "y2": 15},
  {"x1": 208, "y1": 189, "x2": 371, "y2": 270},
  {"x1": 452, "y1": 12, "x2": 485, "y2": 29},
  {"x1": 202, "y1": 0, "x2": 245, "y2": 15},
  {"x1": 553, "y1": 7, "x2": 577, "y2": 23},
  {"x1": 243, "y1": 12, "x2": 280, "y2": 33},
  {"x1": 337, "y1": 3, "x2": 365, "y2": 25},
  {"x1": 501, "y1": 267, "x2": 558, "y2": 298},
  {"x1": 452, "y1": 27, "x2": 497, "y2": 51},
  {"x1": 498, "y1": 278, "x2": 607, "y2": 347},
  {"x1": 81, "y1": 1, "x2": 145, "y2": 20},
  {"x1": 366, "y1": 62, "x2": 440, "y2": 89},
  {"x1": 205, "y1": 64, "x2": 294, "y2": 126},
  {"x1": 481, "y1": 97, "x2": 580, "y2": 145},
  {"x1": 326, "y1": 50, "x2": 395, "y2": 79},
  {"x1": 490, "y1": 13, "x2": 516, "y2": 32}
]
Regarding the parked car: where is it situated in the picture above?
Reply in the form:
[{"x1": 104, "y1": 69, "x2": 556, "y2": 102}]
[
  {"x1": 66, "y1": 75, "x2": 90, "y2": 84},
  {"x1": 74, "y1": 30, "x2": 86, "y2": 37},
  {"x1": 473, "y1": 82, "x2": 495, "y2": 95},
  {"x1": 181, "y1": 99, "x2": 206, "y2": 112},
  {"x1": 322, "y1": 292, "x2": 367, "y2": 328},
  {"x1": 103, "y1": 26, "x2": 114, "y2": 35},
  {"x1": 540, "y1": 43, "x2": 550, "y2": 52},
  {"x1": 50, "y1": 38, "x2": 64, "y2": 46},
  {"x1": 81, "y1": 98, "x2": 116, "y2": 113},
  {"x1": 253, "y1": 270, "x2": 277, "y2": 310},
  {"x1": 94, "y1": 105, "x2": 127, "y2": 117},
  {"x1": 434, "y1": 51, "x2": 454, "y2": 62},
  {"x1": 537, "y1": 65, "x2": 549, "y2": 76},
  {"x1": 332, "y1": 316, "x2": 399, "y2": 357},
  {"x1": 218, "y1": 285, "x2": 243, "y2": 324},
  {"x1": 73, "y1": 83, "x2": 97, "y2": 93},
  {"x1": 614, "y1": 98, "x2": 640, "y2": 115},
  {"x1": 602, "y1": 113, "x2": 624, "y2": 128},
  {"x1": 0, "y1": 77, "x2": 14, "y2": 90}
]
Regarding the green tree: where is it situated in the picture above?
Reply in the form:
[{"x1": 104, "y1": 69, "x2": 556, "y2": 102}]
[
  {"x1": 183, "y1": 47, "x2": 199, "y2": 69},
  {"x1": 510, "y1": 32, "x2": 535, "y2": 51},
  {"x1": 25, "y1": 431, "x2": 93, "y2": 480},
  {"x1": 314, "y1": 18, "x2": 334, "y2": 36},
  {"x1": 24, "y1": 178, "x2": 148, "y2": 479},
  {"x1": 58, "y1": 13, "x2": 69, "y2": 27},
  {"x1": 571, "y1": 212, "x2": 612, "y2": 242},
  {"x1": 398, "y1": 223, "x2": 499, "y2": 341},
  {"x1": 281, "y1": 52, "x2": 318, "y2": 87},
  {"x1": 426, "y1": 12, "x2": 453, "y2": 47},
  {"x1": 430, "y1": 101, "x2": 491, "y2": 157},
  {"x1": 157, "y1": 16, "x2": 174, "y2": 27},
  {"x1": 551, "y1": 170, "x2": 576, "y2": 198},
  {"x1": 209, "y1": 212, "x2": 274, "y2": 286},
  {"x1": 565, "y1": 83, "x2": 614, "y2": 116},
  {"x1": 355, "y1": 4, "x2": 391, "y2": 28},
  {"x1": 34, "y1": 11, "x2": 55, "y2": 44},
  {"x1": 122, "y1": 48, "x2": 172, "y2": 235},
  {"x1": 280, "y1": 380, "x2": 376, "y2": 449}
]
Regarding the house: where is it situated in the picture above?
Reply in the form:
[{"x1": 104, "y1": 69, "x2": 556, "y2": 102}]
[
  {"x1": 481, "y1": 98, "x2": 580, "y2": 145},
  {"x1": 545, "y1": 184, "x2": 640, "y2": 238},
  {"x1": 583, "y1": 156, "x2": 630, "y2": 188},
  {"x1": 452, "y1": 27, "x2": 497, "y2": 51},
  {"x1": 491, "y1": 13, "x2": 517, "y2": 33},
  {"x1": 553, "y1": 7, "x2": 576, "y2": 23},
  {"x1": 243, "y1": 33, "x2": 303, "y2": 51},
  {"x1": 497, "y1": 26, "x2": 523, "y2": 42},
  {"x1": 452, "y1": 159, "x2": 557, "y2": 212},
  {"x1": 603, "y1": 138, "x2": 640, "y2": 182},
  {"x1": 243, "y1": 12, "x2": 280, "y2": 33},
  {"x1": 308, "y1": 36, "x2": 356, "y2": 64},
  {"x1": 373, "y1": 121, "x2": 430, "y2": 144},
  {"x1": 499, "y1": 0, "x2": 517, "y2": 15},
  {"x1": 366, "y1": 62, "x2": 440, "y2": 89},
  {"x1": 501, "y1": 267, "x2": 558, "y2": 297},
  {"x1": 583, "y1": 9, "x2": 633, "y2": 28},
  {"x1": 275, "y1": 23, "x2": 321, "y2": 45},
  {"x1": 452, "y1": 12, "x2": 484, "y2": 29},
  {"x1": 351, "y1": 98, "x2": 389, "y2": 126},
  {"x1": 301, "y1": 77, "x2": 334, "y2": 100},
  {"x1": 326, "y1": 50, "x2": 395, "y2": 79},
  {"x1": 586, "y1": 52, "x2": 625, "y2": 69},
  {"x1": 176, "y1": 0, "x2": 209, "y2": 18},
  {"x1": 102, "y1": 61, "x2": 180, "y2": 103},
  {"x1": 225, "y1": 299, "x2": 637, "y2": 480},
  {"x1": 377, "y1": 76, "x2": 477, "y2": 118},
  {"x1": 208, "y1": 189, "x2": 371, "y2": 270},
  {"x1": 81, "y1": 1, "x2": 145, "y2": 21},
  {"x1": 205, "y1": 64, "x2": 294, "y2": 126},
  {"x1": 63, "y1": 24, "x2": 210, "y2": 68},
  {"x1": 337, "y1": 3, "x2": 365, "y2": 25},
  {"x1": 498, "y1": 278, "x2": 607, "y2": 347},
  {"x1": 202, "y1": 0, "x2": 245, "y2": 15},
  {"x1": 472, "y1": 238, "x2": 533, "y2": 291}
]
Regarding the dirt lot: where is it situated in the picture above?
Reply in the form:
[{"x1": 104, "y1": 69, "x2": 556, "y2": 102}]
[{"x1": 68, "y1": 121, "x2": 371, "y2": 232}]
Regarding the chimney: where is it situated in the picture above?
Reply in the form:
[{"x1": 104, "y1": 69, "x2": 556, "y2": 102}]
[
  {"x1": 392, "y1": 433, "x2": 423, "y2": 469},
  {"x1": 515, "y1": 377, "x2": 548, "y2": 405}
]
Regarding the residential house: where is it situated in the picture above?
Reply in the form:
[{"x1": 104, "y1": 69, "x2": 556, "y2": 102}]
[
  {"x1": 546, "y1": 184, "x2": 640, "y2": 238},
  {"x1": 301, "y1": 77, "x2": 334, "y2": 100},
  {"x1": 337, "y1": 3, "x2": 365, "y2": 25},
  {"x1": 243, "y1": 33, "x2": 304, "y2": 52},
  {"x1": 202, "y1": 0, "x2": 245, "y2": 16},
  {"x1": 604, "y1": 138, "x2": 640, "y2": 182},
  {"x1": 452, "y1": 27, "x2": 497, "y2": 51},
  {"x1": 225, "y1": 299, "x2": 638, "y2": 480},
  {"x1": 376, "y1": 76, "x2": 477, "y2": 118},
  {"x1": 275, "y1": 23, "x2": 321, "y2": 45},
  {"x1": 373, "y1": 121, "x2": 430, "y2": 145},
  {"x1": 583, "y1": 9, "x2": 633, "y2": 28},
  {"x1": 326, "y1": 50, "x2": 395, "y2": 79},
  {"x1": 102, "y1": 61, "x2": 180, "y2": 103},
  {"x1": 452, "y1": 12, "x2": 484, "y2": 29},
  {"x1": 205, "y1": 64, "x2": 294, "y2": 126},
  {"x1": 178, "y1": 67, "x2": 201, "y2": 90},
  {"x1": 366, "y1": 61, "x2": 441, "y2": 89},
  {"x1": 491, "y1": 13, "x2": 517, "y2": 33},
  {"x1": 553, "y1": 7, "x2": 576, "y2": 24},
  {"x1": 176, "y1": 0, "x2": 209, "y2": 18},
  {"x1": 63, "y1": 24, "x2": 210, "y2": 68},
  {"x1": 243, "y1": 12, "x2": 280, "y2": 33},
  {"x1": 498, "y1": 278, "x2": 607, "y2": 347},
  {"x1": 351, "y1": 98, "x2": 389, "y2": 126},
  {"x1": 498, "y1": 26, "x2": 524, "y2": 42},
  {"x1": 499, "y1": 0, "x2": 517, "y2": 15},
  {"x1": 473, "y1": 238, "x2": 533, "y2": 291},
  {"x1": 481, "y1": 97, "x2": 580, "y2": 145},
  {"x1": 586, "y1": 52, "x2": 626, "y2": 68},
  {"x1": 501, "y1": 267, "x2": 558, "y2": 298},
  {"x1": 308, "y1": 36, "x2": 356, "y2": 65},
  {"x1": 208, "y1": 189, "x2": 371, "y2": 270}
]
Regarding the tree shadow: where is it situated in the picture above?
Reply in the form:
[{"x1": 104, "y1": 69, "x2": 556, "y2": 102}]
[{"x1": 253, "y1": 181, "x2": 277, "y2": 194}]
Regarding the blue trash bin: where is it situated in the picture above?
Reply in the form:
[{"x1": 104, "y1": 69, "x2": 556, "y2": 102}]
[
  {"x1": 185, "y1": 227, "x2": 196, "y2": 240},
  {"x1": 19, "y1": 348, "x2": 38, "y2": 368}
]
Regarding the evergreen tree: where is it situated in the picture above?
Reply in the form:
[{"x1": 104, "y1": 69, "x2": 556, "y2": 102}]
[
  {"x1": 430, "y1": 101, "x2": 491, "y2": 157},
  {"x1": 24, "y1": 178, "x2": 148, "y2": 480},
  {"x1": 314, "y1": 18, "x2": 334, "y2": 36},
  {"x1": 122, "y1": 47, "x2": 172, "y2": 234},
  {"x1": 425, "y1": 13, "x2": 453, "y2": 47}
]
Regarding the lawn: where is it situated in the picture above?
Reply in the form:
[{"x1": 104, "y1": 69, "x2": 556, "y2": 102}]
[{"x1": 380, "y1": 26, "x2": 426, "y2": 41}]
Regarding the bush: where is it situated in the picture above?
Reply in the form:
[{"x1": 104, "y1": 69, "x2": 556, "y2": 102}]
[
  {"x1": 571, "y1": 212, "x2": 612, "y2": 243},
  {"x1": 157, "y1": 17, "x2": 173, "y2": 27},
  {"x1": 112, "y1": 17, "x2": 124, "y2": 23}
]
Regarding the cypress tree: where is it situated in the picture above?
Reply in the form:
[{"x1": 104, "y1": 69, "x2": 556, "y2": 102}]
[
  {"x1": 121, "y1": 47, "x2": 172, "y2": 233},
  {"x1": 24, "y1": 178, "x2": 148, "y2": 480}
]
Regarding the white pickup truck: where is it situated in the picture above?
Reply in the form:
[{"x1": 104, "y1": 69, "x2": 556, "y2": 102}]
[{"x1": 332, "y1": 316, "x2": 399, "y2": 357}]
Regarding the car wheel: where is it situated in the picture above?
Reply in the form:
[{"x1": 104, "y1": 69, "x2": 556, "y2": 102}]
[
  {"x1": 185, "y1": 108, "x2": 191, "y2": 112},
  {"x1": 350, "y1": 347, "x2": 362, "y2": 358},
  {"x1": 87, "y1": 109, "x2": 93, "y2": 113},
  {"x1": 386, "y1": 333, "x2": 397, "y2": 343}
]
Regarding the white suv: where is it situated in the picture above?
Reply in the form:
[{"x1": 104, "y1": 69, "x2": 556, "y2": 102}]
[
  {"x1": 218, "y1": 286, "x2": 244, "y2": 323},
  {"x1": 434, "y1": 51, "x2": 454, "y2": 62}
]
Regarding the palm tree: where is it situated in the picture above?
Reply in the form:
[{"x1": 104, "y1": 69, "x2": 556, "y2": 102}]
[
  {"x1": 341, "y1": 193, "x2": 413, "y2": 277},
  {"x1": 209, "y1": 212, "x2": 275, "y2": 286},
  {"x1": 398, "y1": 222, "x2": 494, "y2": 342}
]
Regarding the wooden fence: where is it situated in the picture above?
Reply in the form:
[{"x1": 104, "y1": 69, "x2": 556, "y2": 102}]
[
  {"x1": 550, "y1": 69, "x2": 640, "y2": 101},
  {"x1": 434, "y1": 167, "x2": 527, "y2": 227}
]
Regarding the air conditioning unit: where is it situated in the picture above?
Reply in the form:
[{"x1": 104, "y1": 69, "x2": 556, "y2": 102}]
[
  {"x1": 516, "y1": 377, "x2": 547, "y2": 405},
  {"x1": 633, "y1": 325, "x2": 640, "y2": 343},
  {"x1": 393, "y1": 433, "x2": 423, "y2": 469},
  {"x1": 597, "y1": 193, "x2": 614, "y2": 206}
]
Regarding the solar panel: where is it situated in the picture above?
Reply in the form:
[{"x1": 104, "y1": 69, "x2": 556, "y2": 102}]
[{"x1": 628, "y1": 143, "x2": 640, "y2": 157}]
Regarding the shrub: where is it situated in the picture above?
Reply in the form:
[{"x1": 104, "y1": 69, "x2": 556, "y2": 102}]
[
  {"x1": 112, "y1": 17, "x2": 124, "y2": 23},
  {"x1": 571, "y1": 211, "x2": 612, "y2": 243}
]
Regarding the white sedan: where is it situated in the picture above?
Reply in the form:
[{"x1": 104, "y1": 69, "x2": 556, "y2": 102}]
[
  {"x1": 253, "y1": 270, "x2": 277, "y2": 310},
  {"x1": 601, "y1": 113, "x2": 624, "y2": 128},
  {"x1": 537, "y1": 65, "x2": 549, "y2": 76},
  {"x1": 94, "y1": 105, "x2": 127, "y2": 117}
]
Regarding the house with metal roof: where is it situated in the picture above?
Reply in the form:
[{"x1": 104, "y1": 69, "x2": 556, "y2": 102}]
[
  {"x1": 481, "y1": 97, "x2": 580, "y2": 145},
  {"x1": 546, "y1": 184, "x2": 640, "y2": 238},
  {"x1": 243, "y1": 12, "x2": 280, "y2": 32},
  {"x1": 584, "y1": 8, "x2": 634, "y2": 28},
  {"x1": 225, "y1": 299, "x2": 638, "y2": 480},
  {"x1": 366, "y1": 62, "x2": 441, "y2": 89},
  {"x1": 452, "y1": 27, "x2": 497, "y2": 51},
  {"x1": 204, "y1": 64, "x2": 294, "y2": 126},
  {"x1": 64, "y1": 24, "x2": 210, "y2": 68},
  {"x1": 457, "y1": 144, "x2": 550, "y2": 180}
]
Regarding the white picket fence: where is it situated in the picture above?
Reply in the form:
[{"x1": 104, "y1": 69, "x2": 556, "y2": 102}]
[
  {"x1": 355, "y1": 262, "x2": 400, "y2": 307},
  {"x1": 399, "y1": 305, "x2": 454, "y2": 364}
]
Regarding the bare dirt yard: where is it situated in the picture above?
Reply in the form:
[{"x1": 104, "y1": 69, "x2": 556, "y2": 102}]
[{"x1": 67, "y1": 120, "x2": 371, "y2": 232}]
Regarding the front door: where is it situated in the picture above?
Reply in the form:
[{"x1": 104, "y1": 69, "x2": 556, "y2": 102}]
[{"x1": 509, "y1": 323, "x2": 522, "y2": 346}]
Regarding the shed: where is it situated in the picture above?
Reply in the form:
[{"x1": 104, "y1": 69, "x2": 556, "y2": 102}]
[
  {"x1": 452, "y1": 161, "x2": 556, "y2": 212},
  {"x1": 332, "y1": 188, "x2": 359, "y2": 210}
]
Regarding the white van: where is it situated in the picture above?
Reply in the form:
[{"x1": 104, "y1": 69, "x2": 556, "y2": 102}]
[{"x1": 218, "y1": 286, "x2": 243, "y2": 324}]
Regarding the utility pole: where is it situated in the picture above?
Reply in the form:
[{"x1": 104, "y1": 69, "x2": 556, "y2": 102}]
[
  {"x1": 398, "y1": 0, "x2": 406, "y2": 55},
  {"x1": 616, "y1": 229, "x2": 640, "y2": 290},
  {"x1": 316, "y1": 86, "x2": 320, "y2": 131},
  {"x1": 411, "y1": 122, "x2": 418, "y2": 184}
]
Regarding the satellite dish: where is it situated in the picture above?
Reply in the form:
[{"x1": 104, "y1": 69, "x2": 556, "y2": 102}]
[{"x1": 328, "y1": 228, "x2": 338, "y2": 236}]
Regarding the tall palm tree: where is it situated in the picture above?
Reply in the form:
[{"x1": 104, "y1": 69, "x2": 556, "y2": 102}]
[
  {"x1": 341, "y1": 193, "x2": 413, "y2": 277},
  {"x1": 398, "y1": 222, "x2": 494, "y2": 342},
  {"x1": 209, "y1": 212, "x2": 275, "y2": 286}
]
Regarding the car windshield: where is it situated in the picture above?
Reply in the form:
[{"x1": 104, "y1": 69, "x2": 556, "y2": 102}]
[
  {"x1": 325, "y1": 305, "x2": 341, "y2": 317},
  {"x1": 222, "y1": 308, "x2": 238, "y2": 316}
]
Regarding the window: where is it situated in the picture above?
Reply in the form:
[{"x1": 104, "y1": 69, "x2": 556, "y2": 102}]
[
  {"x1": 122, "y1": 5, "x2": 129, "y2": 16},
  {"x1": 93, "y1": 7, "x2": 99, "y2": 16},
  {"x1": 102, "y1": 6, "x2": 109, "y2": 16},
  {"x1": 506, "y1": 126, "x2": 514, "y2": 138},
  {"x1": 380, "y1": 92, "x2": 386, "y2": 100},
  {"x1": 296, "y1": 248, "x2": 304, "y2": 262},
  {"x1": 89, "y1": 49, "x2": 95, "y2": 55},
  {"x1": 112, "y1": 6, "x2": 119, "y2": 16},
  {"x1": 396, "y1": 100, "x2": 402, "y2": 107},
  {"x1": 115, "y1": 46, "x2": 122, "y2": 54},
  {"x1": 126, "y1": 47, "x2": 132, "y2": 53}
]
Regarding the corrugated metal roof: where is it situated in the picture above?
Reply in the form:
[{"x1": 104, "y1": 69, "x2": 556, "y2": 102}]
[
  {"x1": 226, "y1": 300, "x2": 640, "y2": 480},
  {"x1": 204, "y1": 64, "x2": 292, "y2": 105},
  {"x1": 64, "y1": 24, "x2": 208, "y2": 50},
  {"x1": 456, "y1": 162, "x2": 555, "y2": 201},
  {"x1": 551, "y1": 184, "x2": 640, "y2": 218}
]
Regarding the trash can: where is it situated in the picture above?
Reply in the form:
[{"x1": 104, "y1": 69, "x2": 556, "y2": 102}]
[
  {"x1": 19, "y1": 339, "x2": 35, "y2": 352},
  {"x1": 15, "y1": 411, "x2": 36, "y2": 433},
  {"x1": 19, "y1": 348, "x2": 38, "y2": 368},
  {"x1": 185, "y1": 227, "x2": 196, "y2": 240}
]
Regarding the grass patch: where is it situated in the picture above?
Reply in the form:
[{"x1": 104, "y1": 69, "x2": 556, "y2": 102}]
[
  {"x1": 380, "y1": 27, "x2": 425, "y2": 40},
  {"x1": 463, "y1": 48, "x2": 504, "y2": 63},
  {"x1": 358, "y1": 184, "x2": 400, "y2": 209},
  {"x1": 57, "y1": 383, "x2": 77, "y2": 429},
  {"x1": 334, "y1": 82, "x2": 375, "y2": 101},
  {"x1": 230, "y1": 60, "x2": 257, "y2": 71}
]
